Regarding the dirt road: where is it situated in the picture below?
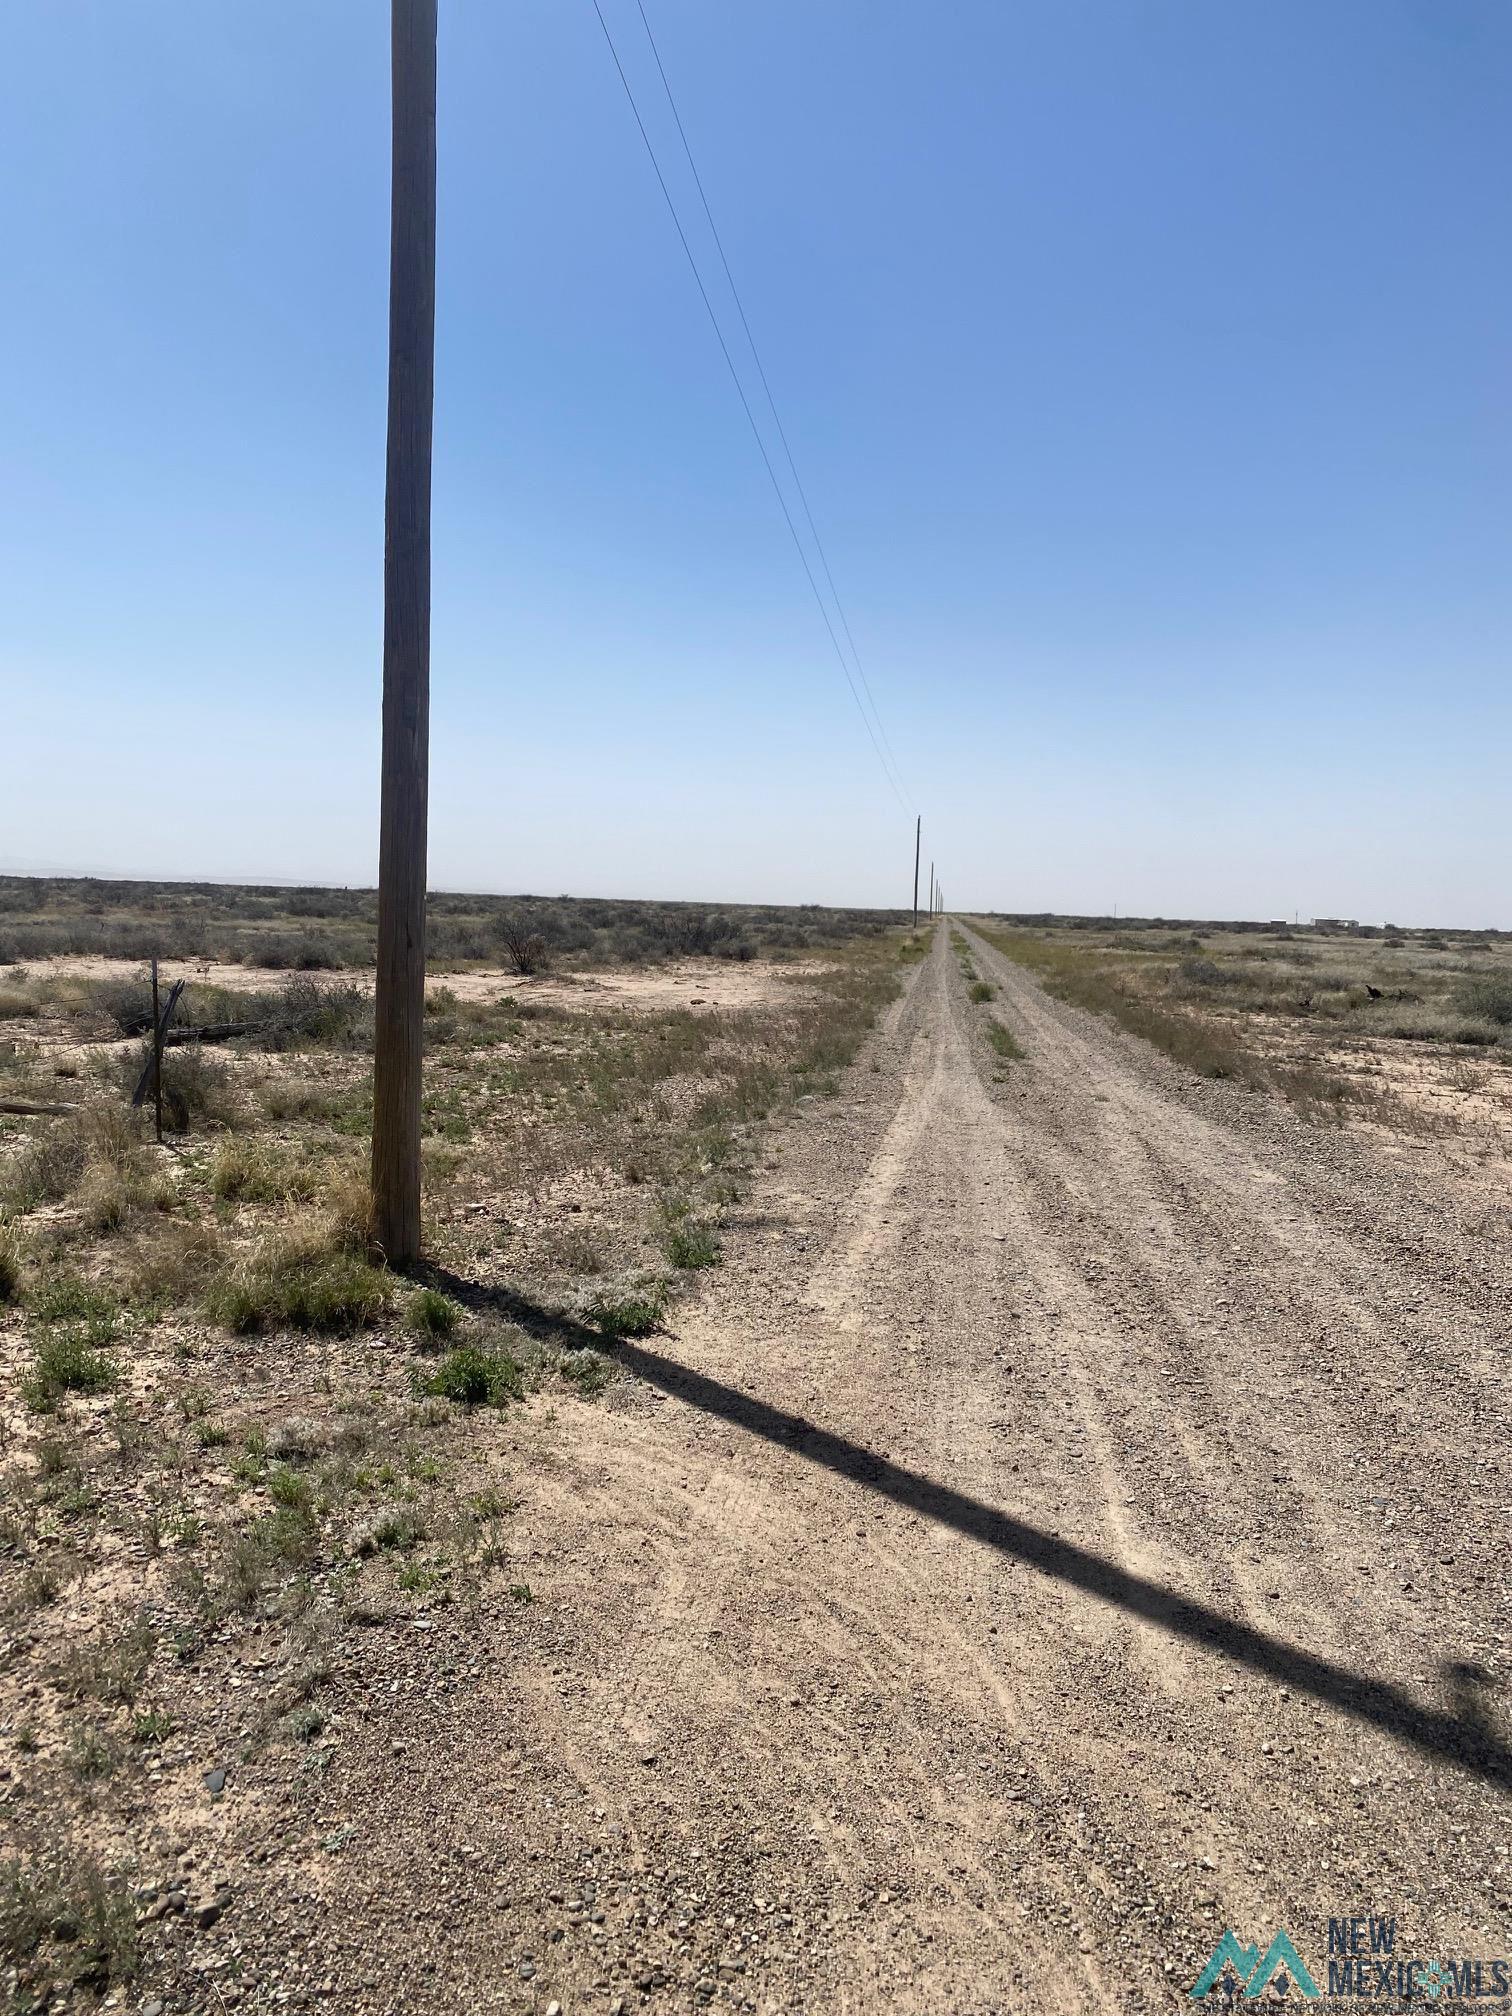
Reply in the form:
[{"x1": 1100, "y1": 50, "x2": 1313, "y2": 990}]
[{"x1": 304, "y1": 922, "x2": 1509, "y2": 2013}]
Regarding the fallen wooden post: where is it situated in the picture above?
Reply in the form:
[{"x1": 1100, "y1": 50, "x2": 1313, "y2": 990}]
[{"x1": 162, "y1": 1021, "x2": 261, "y2": 1046}]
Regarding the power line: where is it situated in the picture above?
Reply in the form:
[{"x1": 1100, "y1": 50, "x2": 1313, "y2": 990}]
[
  {"x1": 631, "y1": 0, "x2": 913, "y2": 811},
  {"x1": 589, "y1": 0, "x2": 912, "y2": 817}
]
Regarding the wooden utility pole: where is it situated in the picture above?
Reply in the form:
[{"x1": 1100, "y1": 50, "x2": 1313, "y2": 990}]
[
  {"x1": 371, "y1": 0, "x2": 438, "y2": 1268},
  {"x1": 929, "y1": 862, "x2": 935, "y2": 916},
  {"x1": 912, "y1": 816, "x2": 921, "y2": 930}
]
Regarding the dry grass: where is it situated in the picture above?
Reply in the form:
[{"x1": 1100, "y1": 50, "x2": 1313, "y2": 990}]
[
  {"x1": 0, "y1": 918, "x2": 906, "y2": 1994},
  {"x1": 980, "y1": 929, "x2": 1262, "y2": 1084},
  {"x1": 210, "y1": 1137, "x2": 325, "y2": 1204},
  {"x1": 0, "y1": 1853, "x2": 138, "y2": 2001},
  {"x1": 986, "y1": 1019, "x2": 1026, "y2": 1062},
  {"x1": 974, "y1": 919, "x2": 1512, "y2": 1147},
  {"x1": 205, "y1": 1179, "x2": 386, "y2": 1336}
]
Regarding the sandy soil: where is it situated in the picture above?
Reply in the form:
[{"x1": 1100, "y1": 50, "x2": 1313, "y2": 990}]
[
  {"x1": 21, "y1": 955, "x2": 822, "y2": 1019},
  {"x1": 159, "y1": 921, "x2": 1511, "y2": 2015},
  {"x1": 1237, "y1": 1022, "x2": 1512, "y2": 1202},
  {"x1": 437, "y1": 959, "x2": 825, "y2": 1017}
]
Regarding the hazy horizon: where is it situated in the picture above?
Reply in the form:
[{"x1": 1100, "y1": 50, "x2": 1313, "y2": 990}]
[{"x1": 2, "y1": 857, "x2": 1502, "y2": 936}]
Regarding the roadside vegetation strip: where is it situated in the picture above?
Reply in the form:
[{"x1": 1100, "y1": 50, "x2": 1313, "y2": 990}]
[
  {"x1": 976, "y1": 926, "x2": 1262, "y2": 1087},
  {"x1": 971, "y1": 919, "x2": 1512, "y2": 1134},
  {"x1": 0, "y1": 930, "x2": 902, "y2": 1297},
  {"x1": 973, "y1": 917, "x2": 1512, "y2": 1051}
]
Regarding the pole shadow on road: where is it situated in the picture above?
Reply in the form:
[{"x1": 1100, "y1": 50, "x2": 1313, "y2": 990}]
[{"x1": 423, "y1": 1269, "x2": 1510, "y2": 1794}]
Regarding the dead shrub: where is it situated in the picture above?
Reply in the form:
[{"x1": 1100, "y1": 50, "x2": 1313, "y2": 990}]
[{"x1": 499, "y1": 918, "x2": 549, "y2": 976}]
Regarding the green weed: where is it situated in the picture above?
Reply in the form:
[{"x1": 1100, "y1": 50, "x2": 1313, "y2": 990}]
[
  {"x1": 584, "y1": 1284, "x2": 667, "y2": 1338},
  {"x1": 23, "y1": 1330, "x2": 118, "y2": 1411},
  {"x1": 422, "y1": 1344, "x2": 523, "y2": 1407},
  {"x1": 664, "y1": 1219, "x2": 720, "y2": 1270},
  {"x1": 987, "y1": 1020, "x2": 1026, "y2": 1061},
  {"x1": 406, "y1": 1286, "x2": 462, "y2": 1340}
]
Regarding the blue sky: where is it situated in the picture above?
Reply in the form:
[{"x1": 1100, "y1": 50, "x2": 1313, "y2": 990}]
[{"x1": 2, "y1": 2, "x2": 1508, "y2": 925}]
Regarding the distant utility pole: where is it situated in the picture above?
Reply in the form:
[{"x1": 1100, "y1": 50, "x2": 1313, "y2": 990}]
[
  {"x1": 929, "y1": 862, "x2": 935, "y2": 916},
  {"x1": 371, "y1": 0, "x2": 438, "y2": 1268},
  {"x1": 912, "y1": 816, "x2": 921, "y2": 930}
]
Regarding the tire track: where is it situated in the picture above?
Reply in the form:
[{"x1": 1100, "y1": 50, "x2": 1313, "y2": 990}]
[{"x1": 344, "y1": 920, "x2": 1509, "y2": 2016}]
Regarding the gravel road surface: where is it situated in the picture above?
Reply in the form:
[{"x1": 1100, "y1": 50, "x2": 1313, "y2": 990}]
[{"x1": 306, "y1": 922, "x2": 1509, "y2": 2013}]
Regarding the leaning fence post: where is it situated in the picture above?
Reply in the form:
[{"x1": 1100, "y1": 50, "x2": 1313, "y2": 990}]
[{"x1": 151, "y1": 957, "x2": 164, "y2": 1144}]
